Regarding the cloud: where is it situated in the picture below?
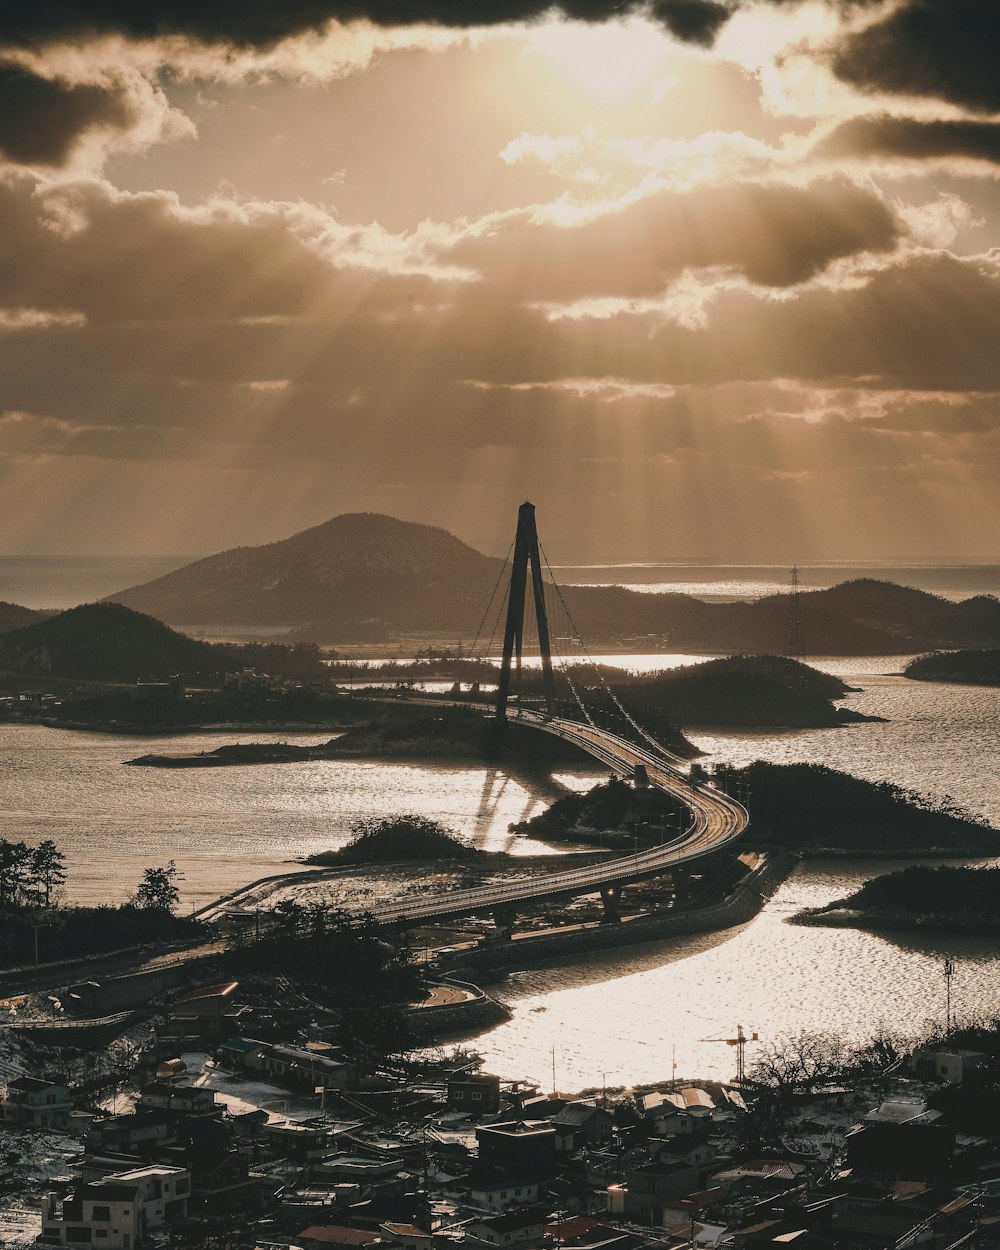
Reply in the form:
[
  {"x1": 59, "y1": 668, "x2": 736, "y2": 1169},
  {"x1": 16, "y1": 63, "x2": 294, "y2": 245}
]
[
  {"x1": 1, "y1": 1, "x2": 732, "y2": 51},
  {"x1": 0, "y1": 61, "x2": 135, "y2": 164},
  {"x1": 445, "y1": 177, "x2": 901, "y2": 300},
  {"x1": 817, "y1": 115, "x2": 1000, "y2": 166},
  {"x1": 833, "y1": 0, "x2": 1000, "y2": 113}
]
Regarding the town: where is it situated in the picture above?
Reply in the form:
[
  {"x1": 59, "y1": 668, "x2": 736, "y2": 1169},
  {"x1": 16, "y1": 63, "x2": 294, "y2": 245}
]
[{"x1": 3, "y1": 959, "x2": 1000, "y2": 1250}]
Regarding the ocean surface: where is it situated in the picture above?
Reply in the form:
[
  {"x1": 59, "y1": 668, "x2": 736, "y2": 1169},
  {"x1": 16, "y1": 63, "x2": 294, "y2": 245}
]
[
  {"x1": 557, "y1": 561, "x2": 1000, "y2": 603},
  {"x1": 4, "y1": 556, "x2": 1000, "y2": 1089},
  {"x1": 0, "y1": 556, "x2": 190, "y2": 610}
]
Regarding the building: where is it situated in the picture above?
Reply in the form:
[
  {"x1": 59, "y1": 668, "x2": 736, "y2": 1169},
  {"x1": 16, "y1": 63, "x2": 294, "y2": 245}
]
[
  {"x1": 910, "y1": 1045, "x2": 990, "y2": 1084},
  {"x1": 218, "y1": 1035, "x2": 269, "y2": 1070},
  {"x1": 168, "y1": 982, "x2": 242, "y2": 1042},
  {"x1": 447, "y1": 1073, "x2": 501, "y2": 1116},
  {"x1": 135, "y1": 1082, "x2": 219, "y2": 1118},
  {"x1": 84, "y1": 1111, "x2": 174, "y2": 1157},
  {"x1": 38, "y1": 1165, "x2": 190, "y2": 1249},
  {"x1": 464, "y1": 1207, "x2": 549, "y2": 1247},
  {"x1": 297, "y1": 1228, "x2": 380, "y2": 1249},
  {"x1": 1, "y1": 1077, "x2": 72, "y2": 1130},
  {"x1": 261, "y1": 1043, "x2": 354, "y2": 1091},
  {"x1": 467, "y1": 1169, "x2": 541, "y2": 1211},
  {"x1": 551, "y1": 1100, "x2": 614, "y2": 1150},
  {"x1": 476, "y1": 1121, "x2": 556, "y2": 1176}
]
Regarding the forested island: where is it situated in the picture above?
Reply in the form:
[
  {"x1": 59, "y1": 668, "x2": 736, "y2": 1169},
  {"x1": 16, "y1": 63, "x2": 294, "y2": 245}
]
[
  {"x1": 520, "y1": 762, "x2": 999, "y2": 857},
  {"x1": 795, "y1": 864, "x2": 1000, "y2": 933},
  {"x1": 304, "y1": 815, "x2": 489, "y2": 865},
  {"x1": 905, "y1": 648, "x2": 1000, "y2": 686}
]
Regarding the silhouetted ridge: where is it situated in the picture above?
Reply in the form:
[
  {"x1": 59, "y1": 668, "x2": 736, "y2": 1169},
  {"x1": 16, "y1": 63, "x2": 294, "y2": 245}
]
[
  {"x1": 0, "y1": 602, "x2": 224, "y2": 681},
  {"x1": 103, "y1": 513, "x2": 1000, "y2": 653},
  {"x1": 0, "y1": 600, "x2": 52, "y2": 635}
]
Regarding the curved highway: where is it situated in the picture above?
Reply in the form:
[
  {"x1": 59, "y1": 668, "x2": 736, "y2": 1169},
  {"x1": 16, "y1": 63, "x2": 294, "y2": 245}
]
[{"x1": 365, "y1": 711, "x2": 749, "y2": 927}]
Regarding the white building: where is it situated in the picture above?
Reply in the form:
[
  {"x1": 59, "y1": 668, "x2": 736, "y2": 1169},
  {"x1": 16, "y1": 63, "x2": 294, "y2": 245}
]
[{"x1": 38, "y1": 1165, "x2": 190, "y2": 1249}]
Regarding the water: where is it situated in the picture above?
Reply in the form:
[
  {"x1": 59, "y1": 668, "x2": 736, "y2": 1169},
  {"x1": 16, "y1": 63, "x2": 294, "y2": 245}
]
[
  {"x1": 0, "y1": 556, "x2": 190, "y2": 610},
  {"x1": 556, "y1": 562, "x2": 1000, "y2": 603},
  {"x1": 474, "y1": 857, "x2": 1000, "y2": 1092},
  {"x1": 0, "y1": 724, "x2": 598, "y2": 909},
  {"x1": 4, "y1": 554, "x2": 1000, "y2": 1090}
]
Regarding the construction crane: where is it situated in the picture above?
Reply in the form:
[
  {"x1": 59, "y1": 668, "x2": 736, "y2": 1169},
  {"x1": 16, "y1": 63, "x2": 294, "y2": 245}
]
[{"x1": 700, "y1": 1024, "x2": 759, "y2": 1085}]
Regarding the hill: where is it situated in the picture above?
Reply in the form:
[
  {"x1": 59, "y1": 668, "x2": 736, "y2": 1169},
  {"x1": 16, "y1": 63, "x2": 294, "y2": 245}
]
[
  {"x1": 801, "y1": 865, "x2": 1000, "y2": 933},
  {"x1": 904, "y1": 649, "x2": 1000, "y2": 686},
  {"x1": 616, "y1": 654, "x2": 865, "y2": 728},
  {"x1": 108, "y1": 512, "x2": 507, "y2": 637},
  {"x1": 715, "y1": 761, "x2": 998, "y2": 853},
  {"x1": 0, "y1": 602, "x2": 328, "y2": 683},
  {"x1": 104, "y1": 512, "x2": 1000, "y2": 654},
  {"x1": 0, "y1": 600, "x2": 52, "y2": 634}
]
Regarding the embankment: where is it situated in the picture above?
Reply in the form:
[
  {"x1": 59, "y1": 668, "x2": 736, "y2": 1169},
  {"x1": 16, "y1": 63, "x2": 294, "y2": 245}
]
[{"x1": 443, "y1": 849, "x2": 793, "y2": 982}]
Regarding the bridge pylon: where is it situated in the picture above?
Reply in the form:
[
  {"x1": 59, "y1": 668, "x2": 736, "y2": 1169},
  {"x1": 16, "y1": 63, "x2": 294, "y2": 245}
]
[{"x1": 495, "y1": 501, "x2": 556, "y2": 721}]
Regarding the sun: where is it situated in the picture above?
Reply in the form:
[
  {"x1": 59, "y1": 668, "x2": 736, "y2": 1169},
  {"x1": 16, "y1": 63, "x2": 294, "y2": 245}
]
[{"x1": 527, "y1": 17, "x2": 676, "y2": 105}]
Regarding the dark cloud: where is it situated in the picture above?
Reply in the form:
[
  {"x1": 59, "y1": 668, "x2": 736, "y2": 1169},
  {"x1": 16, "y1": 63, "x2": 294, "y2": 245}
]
[
  {"x1": 448, "y1": 178, "x2": 900, "y2": 298},
  {"x1": 817, "y1": 115, "x2": 1000, "y2": 165},
  {"x1": 1, "y1": 0, "x2": 733, "y2": 50},
  {"x1": 833, "y1": 0, "x2": 1000, "y2": 113},
  {"x1": 0, "y1": 62, "x2": 133, "y2": 164},
  {"x1": 0, "y1": 177, "x2": 346, "y2": 321}
]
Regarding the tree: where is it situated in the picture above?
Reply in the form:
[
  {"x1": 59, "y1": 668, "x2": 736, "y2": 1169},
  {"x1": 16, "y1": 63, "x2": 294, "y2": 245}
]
[
  {"x1": 747, "y1": 1031, "x2": 846, "y2": 1103},
  {"x1": 31, "y1": 840, "x2": 67, "y2": 908},
  {"x1": 0, "y1": 839, "x2": 33, "y2": 913},
  {"x1": 133, "y1": 860, "x2": 181, "y2": 912}
]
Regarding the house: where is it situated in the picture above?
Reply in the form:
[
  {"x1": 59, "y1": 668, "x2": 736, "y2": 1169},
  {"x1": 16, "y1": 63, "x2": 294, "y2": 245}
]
[
  {"x1": 447, "y1": 1073, "x2": 502, "y2": 1116},
  {"x1": 467, "y1": 1168, "x2": 541, "y2": 1211},
  {"x1": 38, "y1": 1165, "x2": 191, "y2": 1249},
  {"x1": 84, "y1": 1110, "x2": 174, "y2": 1156},
  {"x1": 378, "y1": 1222, "x2": 433, "y2": 1249},
  {"x1": 218, "y1": 1035, "x2": 269, "y2": 1070},
  {"x1": 261, "y1": 1119, "x2": 338, "y2": 1161},
  {"x1": 551, "y1": 1100, "x2": 614, "y2": 1150},
  {"x1": 608, "y1": 1156, "x2": 702, "y2": 1224},
  {"x1": 476, "y1": 1120, "x2": 556, "y2": 1176},
  {"x1": 168, "y1": 981, "x2": 242, "y2": 1041},
  {"x1": 135, "y1": 1082, "x2": 219, "y2": 1118},
  {"x1": 170, "y1": 1144, "x2": 258, "y2": 1215},
  {"x1": 910, "y1": 1045, "x2": 990, "y2": 1084},
  {"x1": 1, "y1": 1076, "x2": 72, "y2": 1130},
  {"x1": 261, "y1": 1043, "x2": 354, "y2": 1091},
  {"x1": 465, "y1": 1207, "x2": 549, "y2": 1247},
  {"x1": 297, "y1": 1228, "x2": 380, "y2": 1249}
]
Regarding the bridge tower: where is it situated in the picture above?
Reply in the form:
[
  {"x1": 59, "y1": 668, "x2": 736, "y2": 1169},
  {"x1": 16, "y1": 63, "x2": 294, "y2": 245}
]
[{"x1": 495, "y1": 501, "x2": 556, "y2": 721}]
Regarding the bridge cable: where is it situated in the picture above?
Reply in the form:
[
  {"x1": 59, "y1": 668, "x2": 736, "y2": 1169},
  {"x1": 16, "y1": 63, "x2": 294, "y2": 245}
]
[
  {"x1": 465, "y1": 537, "x2": 515, "y2": 664},
  {"x1": 537, "y1": 541, "x2": 681, "y2": 763}
]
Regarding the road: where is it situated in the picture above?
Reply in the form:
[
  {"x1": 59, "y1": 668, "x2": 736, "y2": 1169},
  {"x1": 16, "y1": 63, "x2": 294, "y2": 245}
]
[{"x1": 364, "y1": 711, "x2": 748, "y2": 926}]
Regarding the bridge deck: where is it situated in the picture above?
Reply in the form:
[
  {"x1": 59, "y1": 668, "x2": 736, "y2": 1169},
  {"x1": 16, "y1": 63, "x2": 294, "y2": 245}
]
[{"x1": 364, "y1": 712, "x2": 748, "y2": 927}]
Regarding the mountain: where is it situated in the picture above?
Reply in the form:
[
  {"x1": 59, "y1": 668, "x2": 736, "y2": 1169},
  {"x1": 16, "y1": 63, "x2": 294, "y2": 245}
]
[
  {"x1": 108, "y1": 513, "x2": 507, "y2": 637},
  {"x1": 104, "y1": 512, "x2": 1000, "y2": 654},
  {"x1": 0, "y1": 602, "x2": 328, "y2": 684},
  {"x1": 0, "y1": 603, "x2": 230, "y2": 681},
  {"x1": 0, "y1": 601, "x2": 53, "y2": 634}
]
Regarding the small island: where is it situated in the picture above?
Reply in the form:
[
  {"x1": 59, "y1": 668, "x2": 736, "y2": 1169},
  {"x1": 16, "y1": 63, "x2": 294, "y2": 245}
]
[
  {"x1": 904, "y1": 648, "x2": 1000, "y2": 686},
  {"x1": 126, "y1": 739, "x2": 347, "y2": 767},
  {"x1": 304, "y1": 815, "x2": 490, "y2": 865},
  {"x1": 795, "y1": 864, "x2": 1000, "y2": 933},
  {"x1": 520, "y1": 762, "x2": 1000, "y2": 858}
]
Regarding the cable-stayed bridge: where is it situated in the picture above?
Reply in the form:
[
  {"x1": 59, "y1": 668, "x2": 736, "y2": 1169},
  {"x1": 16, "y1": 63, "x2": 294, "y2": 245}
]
[{"x1": 366, "y1": 501, "x2": 749, "y2": 930}]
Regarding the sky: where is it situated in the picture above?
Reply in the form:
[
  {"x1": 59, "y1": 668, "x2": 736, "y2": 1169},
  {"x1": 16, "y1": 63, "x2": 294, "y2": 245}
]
[{"x1": 3, "y1": 0, "x2": 1000, "y2": 562}]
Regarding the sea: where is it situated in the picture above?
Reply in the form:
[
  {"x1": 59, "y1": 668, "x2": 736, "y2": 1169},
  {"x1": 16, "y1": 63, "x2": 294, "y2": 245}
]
[{"x1": 4, "y1": 555, "x2": 1000, "y2": 1090}]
